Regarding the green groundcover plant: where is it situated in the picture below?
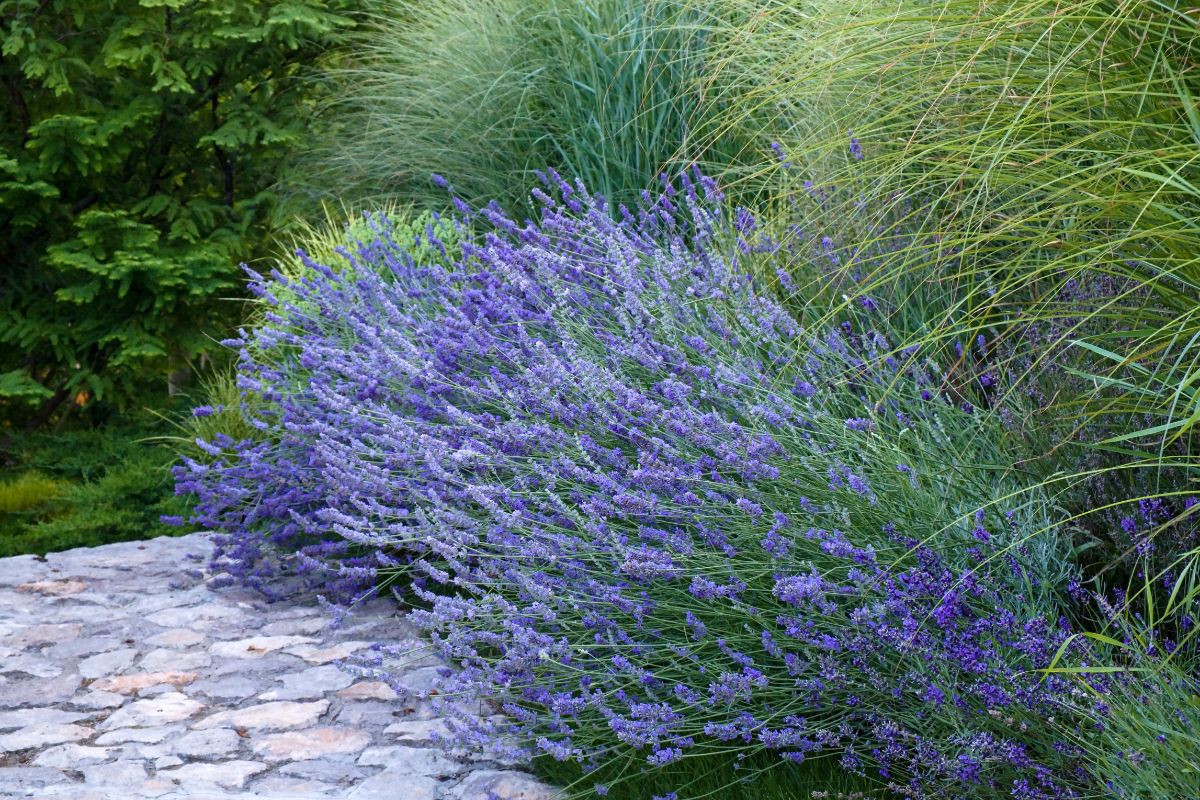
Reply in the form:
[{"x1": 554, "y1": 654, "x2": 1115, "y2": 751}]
[{"x1": 0, "y1": 415, "x2": 189, "y2": 557}]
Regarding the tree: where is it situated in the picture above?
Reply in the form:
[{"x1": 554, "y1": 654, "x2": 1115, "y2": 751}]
[{"x1": 0, "y1": 0, "x2": 355, "y2": 428}]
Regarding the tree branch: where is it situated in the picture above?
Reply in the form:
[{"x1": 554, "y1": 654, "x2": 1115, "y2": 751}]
[
  {"x1": 209, "y1": 72, "x2": 234, "y2": 207},
  {"x1": 4, "y1": 76, "x2": 31, "y2": 142}
]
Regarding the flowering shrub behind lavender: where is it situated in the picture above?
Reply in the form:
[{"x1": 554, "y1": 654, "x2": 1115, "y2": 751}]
[{"x1": 178, "y1": 172, "x2": 1112, "y2": 797}]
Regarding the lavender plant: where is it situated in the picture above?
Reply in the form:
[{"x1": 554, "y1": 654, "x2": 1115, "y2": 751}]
[{"x1": 179, "y1": 172, "x2": 1122, "y2": 798}]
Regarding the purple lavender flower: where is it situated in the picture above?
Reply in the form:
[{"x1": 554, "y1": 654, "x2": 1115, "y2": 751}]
[
  {"x1": 849, "y1": 133, "x2": 864, "y2": 160},
  {"x1": 176, "y1": 168, "x2": 1105, "y2": 800}
]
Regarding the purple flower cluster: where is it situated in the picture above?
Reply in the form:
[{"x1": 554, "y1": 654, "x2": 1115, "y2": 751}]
[{"x1": 177, "y1": 170, "x2": 1104, "y2": 797}]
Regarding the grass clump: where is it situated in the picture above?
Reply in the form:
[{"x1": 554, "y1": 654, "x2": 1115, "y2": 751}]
[
  {"x1": 708, "y1": 0, "x2": 1200, "y2": 435},
  {"x1": 302, "y1": 0, "x2": 767, "y2": 212}
]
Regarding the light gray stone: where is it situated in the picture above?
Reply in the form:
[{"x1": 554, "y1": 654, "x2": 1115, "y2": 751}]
[
  {"x1": 70, "y1": 690, "x2": 126, "y2": 710},
  {"x1": 396, "y1": 666, "x2": 442, "y2": 696},
  {"x1": 260, "y1": 616, "x2": 328, "y2": 637},
  {"x1": 108, "y1": 740, "x2": 177, "y2": 762},
  {"x1": 91, "y1": 671, "x2": 197, "y2": 695},
  {"x1": 279, "y1": 760, "x2": 370, "y2": 783},
  {"x1": 94, "y1": 726, "x2": 177, "y2": 745},
  {"x1": 384, "y1": 718, "x2": 452, "y2": 744},
  {"x1": 250, "y1": 775, "x2": 343, "y2": 796},
  {"x1": 251, "y1": 726, "x2": 371, "y2": 762},
  {"x1": 259, "y1": 664, "x2": 354, "y2": 700},
  {"x1": 285, "y1": 640, "x2": 371, "y2": 665},
  {"x1": 81, "y1": 760, "x2": 148, "y2": 788},
  {"x1": 1, "y1": 652, "x2": 63, "y2": 678},
  {"x1": 32, "y1": 743, "x2": 111, "y2": 768},
  {"x1": 143, "y1": 604, "x2": 242, "y2": 629},
  {"x1": 0, "y1": 766, "x2": 69, "y2": 793},
  {"x1": 154, "y1": 756, "x2": 183, "y2": 770},
  {"x1": 173, "y1": 728, "x2": 241, "y2": 757},
  {"x1": 193, "y1": 699, "x2": 328, "y2": 732},
  {"x1": 99, "y1": 692, "x2": 203, "y2": 729},
  {"x1": 15, "y1": 578, "x2": 87, "y2": 597},
  {"x1": 0, "y1": 672, "x2": 81, "y2": 708},
  {"x1": 0, "y1": 707, "x2": 88, "y2": 730},
  {"x1": 451, "y1": 770, "x2": 555, "y2": 800},
  {"x1": 358, "y1": 745, "x2": 465, "y2": 777},
  {"x1": 337, "y1": 680, "x2": 397, "y2": 701},
  {"x1": 357, "y1": 745, "x2": 401, "y2": 767},
  {"x1": 78, "y1": 648, "x2": 138, "y2": 679},
  {"x1": 143, "y1": 629, "x2": 205, "y2": 649},
  {"x1": 335, "y1": 701, "x2": 404, "y2": 728},
  {"x1": 0, "y1": 723, "x2": 92, "y2": 752},
  {"x1": 207, "y1": 653, "x2": 306, "y2": 677},
  {"x1": 159, "y1": 760, "x2": 268, "y2": 790},
  {"x1": 45, "y1": 636, "x2": 124, "y2": 660},
  {"x1": 7, "y1": 622, "x2": 83, "y2": 649},
  {"x1": 210, "y1": 635, "x2": 315, "y2": 660},
  {"x1": 126, "y1": 587, "x2": 210, "y2": 615},
  {"x1": 138, "y1": 648, "x2": 211, "y2": 673},
  {"x1": 0, "y1": 555, "x2": 50, "y2": 587},
  {"x1": 188, "y1": 675, "x2": 259, "y2": 700},
  {"x1": 347, "y1": 772, "x2": 440, "y2": 800}
]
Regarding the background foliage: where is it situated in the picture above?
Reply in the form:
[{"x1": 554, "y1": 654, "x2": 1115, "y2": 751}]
[
  {"x1": 303, "y1": 0, "x2": 770, "y2": 212},
  {"x1": 0, "y1": 0, "x2": 355, "y2": 427}
]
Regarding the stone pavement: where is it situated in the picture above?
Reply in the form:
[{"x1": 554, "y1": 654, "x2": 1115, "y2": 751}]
[{"x1": 0, "y1": 533, "x2": 553, "y2": 799}]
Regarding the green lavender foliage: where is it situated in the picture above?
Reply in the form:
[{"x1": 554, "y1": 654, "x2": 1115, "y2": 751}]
[
  {"x1": 0, "y1": 0, "x2": 357, "y2": 426},
  {"x1": 1082, "y1": 664, "x2": 1200, "y2": 797}
]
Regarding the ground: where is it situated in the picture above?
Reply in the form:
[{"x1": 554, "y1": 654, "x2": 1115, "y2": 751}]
[{"x1": 0, "y1": 533, "x2": 552, "y2": 800}]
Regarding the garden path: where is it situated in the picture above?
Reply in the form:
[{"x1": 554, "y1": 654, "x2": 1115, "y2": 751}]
[{"x1": 0, "y1": 533, "x2": 551, "y2": 800}]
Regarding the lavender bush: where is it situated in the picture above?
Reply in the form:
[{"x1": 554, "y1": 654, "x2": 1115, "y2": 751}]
[{"x1": 178, "y1": 171, "x2": 1127, "y2": 797}]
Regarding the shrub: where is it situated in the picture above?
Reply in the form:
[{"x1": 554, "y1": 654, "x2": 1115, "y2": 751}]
[
  {"x1": 1, "y1": 420, "x2": 188, "y2": 557},
  {"x1": 0, "y1": 0, "x2": 359, "y2": 426},
  {"x1": 0, "y1": 472, "x2": 63, "y2": 514},
  {"x1": 178, "y1": 172, "x2": 1141, "y2": 797},
  {"x1": 169, "y1": 206, "x2": 463, "y2": 597}
]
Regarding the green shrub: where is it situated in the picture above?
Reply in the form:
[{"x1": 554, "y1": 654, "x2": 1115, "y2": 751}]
[
  {"x1": 0, "y1": 472, "x2": 63, "y2": 515},
  {"x1": 0, "y1": 0, "x2": 360, "y2": 427},
  {"x1": 0, "y1": 420, "x2": 188, "y2": 557}
]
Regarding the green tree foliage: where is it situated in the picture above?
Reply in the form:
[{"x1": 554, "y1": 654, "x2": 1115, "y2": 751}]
[{"x1": 0, "y1": 0, "x2": 355, "y2": 428}]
